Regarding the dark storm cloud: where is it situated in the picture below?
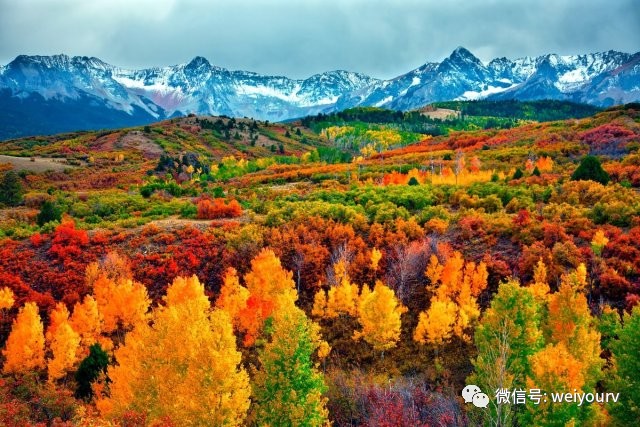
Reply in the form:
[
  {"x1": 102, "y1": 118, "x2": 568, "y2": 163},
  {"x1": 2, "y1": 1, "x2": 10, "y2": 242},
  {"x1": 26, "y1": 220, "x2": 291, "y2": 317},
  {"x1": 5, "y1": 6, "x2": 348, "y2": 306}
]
[{"x1": 1, "y1": 0, "x2": 638, "y2": 79}]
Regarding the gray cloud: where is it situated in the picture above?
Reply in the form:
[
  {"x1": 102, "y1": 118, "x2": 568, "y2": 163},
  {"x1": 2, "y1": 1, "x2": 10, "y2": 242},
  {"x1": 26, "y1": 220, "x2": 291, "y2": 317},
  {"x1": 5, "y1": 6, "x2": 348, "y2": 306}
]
[{"x1": 1, "y1": 0, "x2": 638, "y2": 79}]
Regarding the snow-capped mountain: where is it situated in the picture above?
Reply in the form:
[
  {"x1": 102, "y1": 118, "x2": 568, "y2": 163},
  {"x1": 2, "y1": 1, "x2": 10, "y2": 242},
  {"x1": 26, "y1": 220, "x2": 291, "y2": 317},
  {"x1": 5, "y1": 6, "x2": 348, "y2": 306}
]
[
  {"x1": 342, "y1": 47, "x2": 638, "y2": 111},
  {"x1": 1, "y1": 47, "x2": 639, "y2": 139}
]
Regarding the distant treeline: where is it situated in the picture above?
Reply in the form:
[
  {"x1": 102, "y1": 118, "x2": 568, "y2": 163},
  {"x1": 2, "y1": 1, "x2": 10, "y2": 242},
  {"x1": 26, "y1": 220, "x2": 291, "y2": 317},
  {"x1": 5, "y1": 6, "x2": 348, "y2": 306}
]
[
  {"x1": 432, "y1": 99, "x2": 602, "y2": 121},
  {"x1": 301, "y1": 106, "x2": 516, "y2": 136},
  {"x1": 301, "y1": 100, "x2": 603, "y2": 137}
]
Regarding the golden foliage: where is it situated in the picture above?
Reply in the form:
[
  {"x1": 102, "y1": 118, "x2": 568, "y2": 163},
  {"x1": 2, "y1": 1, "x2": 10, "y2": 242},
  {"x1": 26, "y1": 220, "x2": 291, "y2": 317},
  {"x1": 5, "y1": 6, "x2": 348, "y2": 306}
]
[
  {"x1": 215, "y1": 268, "x2": 249, "y2": 329},
  {"x1": 325, "y1": 277, "x2": 360, "y2": 318},
  {"x1": 416, "y1": 251, "x2": 488, "y2": 345},
  {"x1": 591, "y1": 229, "x2": 609, "y2": 256},
  {"x1": 93, "y1": 275, "x2": 150, "y2": 334},
  {"x1": 311, "y1": 289, "x2": 328, "y2": 318},
  {"x1": 353, "y1": 281, "x2": 406, "y2": 352},
  {"x1": 560, "y1": 263, "x2": 588, "y2": 292},
  {"x1": 370, "y1": 248, "x2": 382, "y2": 271},
  {"x1": 2, "y1": 302, "x2": 45, "y2": 374},
  {"x1": 529, "y1": 258, "x2": 551, "y2": 301},
  {"x1": 47, "y1": 321, "x2": 81, "y2": 382},
  {"x1": 243, "y1": 248, "x2": 296, "y2": 302},
  {"x1": 46, "y1": 302, "x2": 70, "y2": 343},
  {"x1": 0, "y1": 287, "x2": 15, "y2": 310},
  {"x1": 70, "y1": 295, "x2": 102, "y2": 353},
  {"x1": 98, "y1": 275, "x2": 250, "y2": 426},
  {"x1": 413, "y1": 299, "x2": 457, "y2": 345},
  {"x1": 528, "y1": 342, "x2": 585, "y2": 393}
]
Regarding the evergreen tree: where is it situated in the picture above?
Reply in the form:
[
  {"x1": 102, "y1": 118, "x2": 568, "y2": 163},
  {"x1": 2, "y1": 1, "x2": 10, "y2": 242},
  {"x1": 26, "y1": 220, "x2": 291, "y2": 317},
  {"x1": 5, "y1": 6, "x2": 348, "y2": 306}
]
[
  {"x1": 75, "y1": 344, "x2": 109, "y2": 400},
  {"x1": 512, "y1": 168, "x2": 524, "y2": 180},
  {"x1": 571, "y1": 155, "x2": 609, "y2": 185},
  {"x1": 37, "y1": 200, "x2": 62, "y2": 226},
  {"x1": 0, "y1": 171, "x2": 23, "y2": 206}
]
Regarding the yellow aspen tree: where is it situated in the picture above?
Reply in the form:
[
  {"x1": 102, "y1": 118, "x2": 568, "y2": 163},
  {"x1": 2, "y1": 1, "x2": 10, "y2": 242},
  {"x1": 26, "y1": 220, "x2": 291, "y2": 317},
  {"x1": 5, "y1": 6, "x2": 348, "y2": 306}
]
[
  {"x1": 98, "y1": 275, "x2": 250, "y2": 426},
  {"x1": 0, "y1": 287, "x2": 14, "y2": 330},
  {"x1": 325, "y1": 277, "x2": 360, "y2": 318},
  {"x1": 455, "y1": 286, "x2": 481, "y2": 341},
  {"x1": 417, "y1": 251, "x2": 488, "y2": 344},
  {"x1": 413, "y1": 298, "x2": 457, "y2": 345},
  {"x1": 524, "y1": 267, "x2": 604, "y2": 426},
  {"x1": 311, "y1": 290, "x2": 327, "y2": 318},
  {"x1": 546, "y1": 273, "x2": 602, "y2": 383},
  {"x1": 215, "y1": 268, "x2": 249, "y2": 329},
  {"x1": 591, "y1": 230, "x2": 609, "y2": 256},
  {"x1": 317, "y1": 340, "x2": 331, "y2": 360},
  {"x1": 353, "y1": 281, "x2": 406, "y2": 353},
  {"x1": 93, "y1": 275, "x2": 150, "y2": 334},
  {"x1": 45, "y1": 302, "x2": 70, "y2": 343},
  {"x1": 2, "y1": 302, "x2": 45, "y2": 374},
  {"x1": 237, "y1": 248, "x2": 297, "y2": 346},
  {"x1": 48, "y1": 321, "x2": 81, "y2": 382},
  {"x1": 331, "y1": 259, "x2": 349, "y2": 285},
  {"x1": 529, "y1": 258, "x2": 551, "y2": 301},
  {"x1": 469, "y1": 261, "x2": 488, "y2": 296},
  {"x1": 358, "y1": 284, "x2": 372, "y2": 307},
  {"x1": 370, "y1": 248, "x2": 382, "y2": 271},
  {"x1": 243, "y1": 248, "x2": 296, "y2": 301},
  {"x1": 560, "y1": 263, "x2": 588, "y2": 292},
  {"x1": 524, "y1": 343, "x2": 590, "y2": 426},
  {"x1": 70, "y1": 295, "x2": 102, "y2": 353},
  {"x1": 425, "y1": 255, "x2": 444, "y2": 289},
  {"x1": 0, "y1": 287, "x2": 14, "y2": 310}
]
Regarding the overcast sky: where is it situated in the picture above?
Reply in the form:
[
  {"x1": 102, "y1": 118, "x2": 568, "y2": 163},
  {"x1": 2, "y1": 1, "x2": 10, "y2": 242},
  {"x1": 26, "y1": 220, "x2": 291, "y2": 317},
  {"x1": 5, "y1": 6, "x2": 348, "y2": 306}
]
[{"x1": 1, "y1": 0, "x2": 638, "y2": 79}]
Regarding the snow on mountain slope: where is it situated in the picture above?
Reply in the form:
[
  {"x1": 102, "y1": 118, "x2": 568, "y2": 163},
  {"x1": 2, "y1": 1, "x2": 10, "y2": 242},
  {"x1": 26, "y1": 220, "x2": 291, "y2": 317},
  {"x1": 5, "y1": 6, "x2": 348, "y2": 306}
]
[{"x1": 1, "y1": 47, "x2": 639, "y2": 139}]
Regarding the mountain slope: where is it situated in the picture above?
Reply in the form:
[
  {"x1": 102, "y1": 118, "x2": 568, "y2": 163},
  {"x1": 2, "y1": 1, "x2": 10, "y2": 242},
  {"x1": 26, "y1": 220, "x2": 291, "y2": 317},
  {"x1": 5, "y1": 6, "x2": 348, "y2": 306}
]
[{"x1": 1, "y1": 48, "x2": 639, "y2": 139}]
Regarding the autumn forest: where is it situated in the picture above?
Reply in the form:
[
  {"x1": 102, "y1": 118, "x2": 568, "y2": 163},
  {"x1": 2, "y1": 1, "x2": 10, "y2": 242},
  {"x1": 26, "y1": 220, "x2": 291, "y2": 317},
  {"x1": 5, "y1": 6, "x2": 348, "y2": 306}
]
[{"x1": 1, "y1": 101, "x2": 640, "y2": 426}]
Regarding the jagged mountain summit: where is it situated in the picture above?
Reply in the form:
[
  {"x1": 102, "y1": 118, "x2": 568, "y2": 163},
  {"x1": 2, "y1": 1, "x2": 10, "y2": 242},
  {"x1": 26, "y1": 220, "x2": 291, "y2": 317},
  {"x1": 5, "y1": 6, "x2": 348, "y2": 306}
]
[{"x1": 1, "y1": 47, "x2": 639, "y2": 139}]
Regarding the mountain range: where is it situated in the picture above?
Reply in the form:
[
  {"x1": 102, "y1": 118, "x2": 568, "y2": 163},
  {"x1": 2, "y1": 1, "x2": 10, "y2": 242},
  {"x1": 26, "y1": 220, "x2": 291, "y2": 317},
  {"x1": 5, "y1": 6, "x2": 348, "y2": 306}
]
[{"x1": 1, "y1": 47, "x2": 639, "y2": 140}]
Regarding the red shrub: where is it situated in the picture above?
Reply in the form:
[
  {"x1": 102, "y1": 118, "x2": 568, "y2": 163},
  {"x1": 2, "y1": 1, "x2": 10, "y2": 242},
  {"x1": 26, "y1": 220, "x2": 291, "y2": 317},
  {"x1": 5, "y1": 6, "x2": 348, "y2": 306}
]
[{"x1": 196, "y1": 198, "x2": 242, "y2": 219}]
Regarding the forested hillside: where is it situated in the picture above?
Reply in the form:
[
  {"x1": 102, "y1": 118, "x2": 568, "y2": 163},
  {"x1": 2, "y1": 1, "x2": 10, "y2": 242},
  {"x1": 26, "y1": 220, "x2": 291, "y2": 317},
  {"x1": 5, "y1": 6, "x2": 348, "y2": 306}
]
[{"x1": 1, "y1": 102, "x2": 640, "y2": 426}]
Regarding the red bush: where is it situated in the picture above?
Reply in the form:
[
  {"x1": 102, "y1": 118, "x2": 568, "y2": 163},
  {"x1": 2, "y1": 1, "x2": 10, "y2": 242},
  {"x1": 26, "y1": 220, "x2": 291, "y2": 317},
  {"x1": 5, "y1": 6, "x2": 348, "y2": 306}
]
[{"x1": 196, "y1": 198, "x2": 242, "y2": 219}]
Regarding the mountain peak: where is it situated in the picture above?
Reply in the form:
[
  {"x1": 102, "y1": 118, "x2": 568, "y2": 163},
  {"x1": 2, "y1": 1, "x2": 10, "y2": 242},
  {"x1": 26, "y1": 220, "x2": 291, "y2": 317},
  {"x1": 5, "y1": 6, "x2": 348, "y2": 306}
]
[
  {"x1": 185, "y1": 56, "x2": 211, "y2": 70},
  {"x1": 450, "y1": 46, "x2": 477, "y2": 61}
]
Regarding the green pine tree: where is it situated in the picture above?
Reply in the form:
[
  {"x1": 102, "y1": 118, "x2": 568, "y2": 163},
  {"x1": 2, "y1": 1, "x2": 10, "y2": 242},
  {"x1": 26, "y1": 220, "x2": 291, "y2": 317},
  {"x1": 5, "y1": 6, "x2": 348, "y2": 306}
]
[
  {"x1": 512, "y1": 168, "x2": 524, "y2": 180},
  {"x1": 0, "y1": 171, "x2": 24, "y2": 206},
  {"x1": 37, "y1": 200, "x2": 62, "y2": 226},
  {"x1": 571, "y1": 155, "x2": 609, "y2": 185},
  {"x1": 75, "y1": 344, "x2": 109, "y2": 400}
]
